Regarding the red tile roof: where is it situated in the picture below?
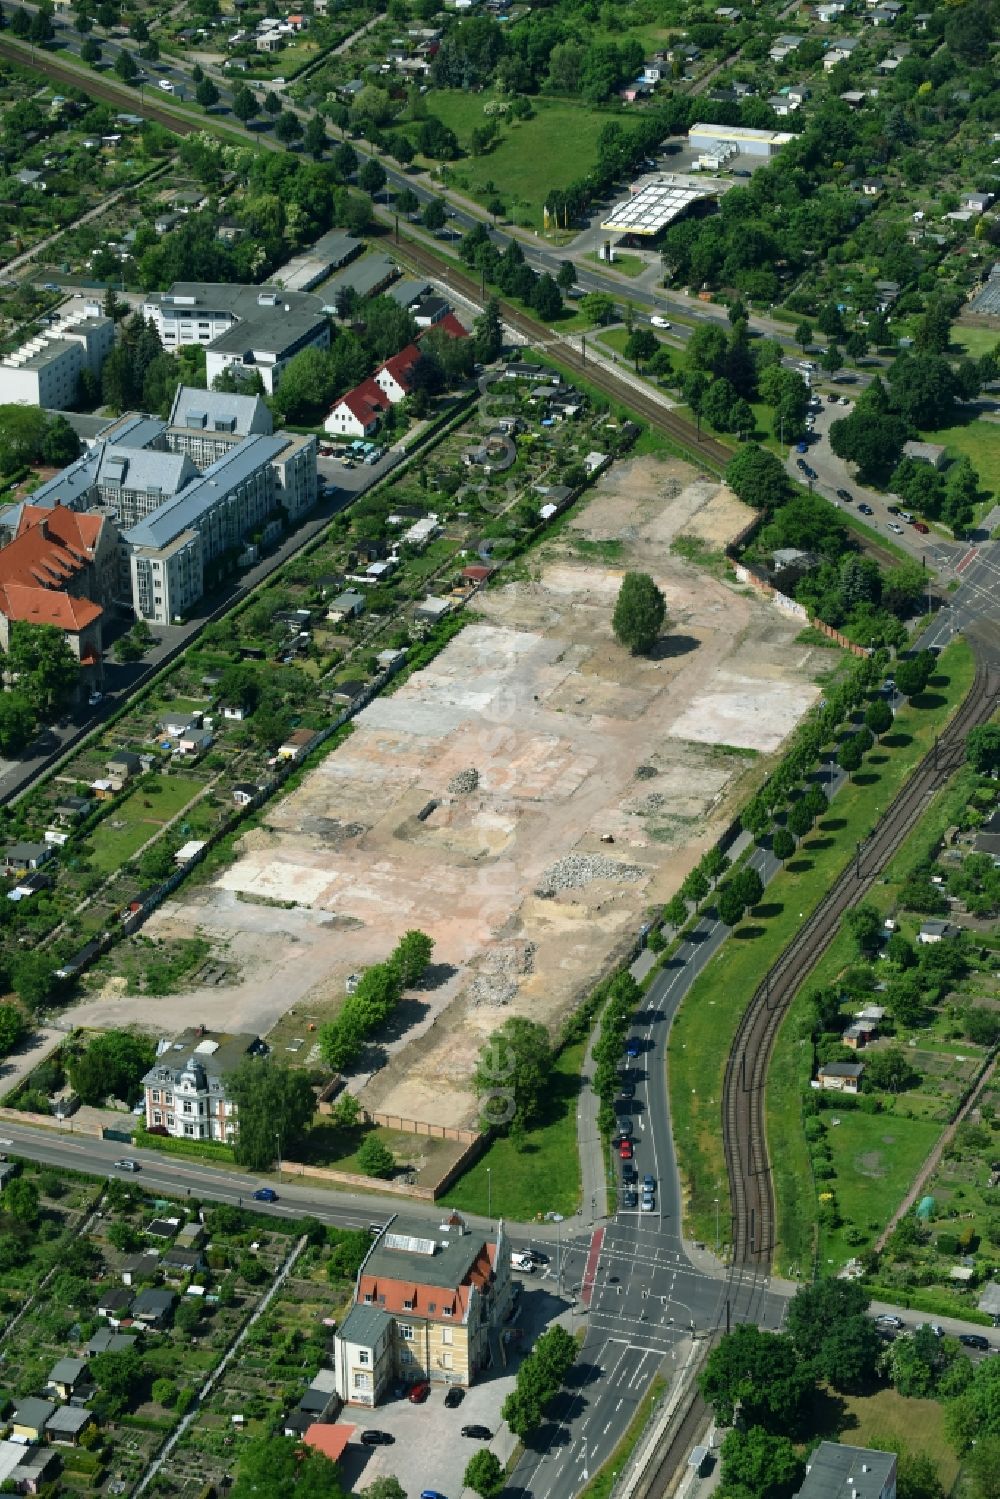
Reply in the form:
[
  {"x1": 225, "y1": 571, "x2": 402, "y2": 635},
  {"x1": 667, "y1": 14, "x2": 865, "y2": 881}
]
[
  {"x1": 427, "y1": 312, "x2": 469, "y2": 340},
  {"x1": 304, "y1": 1423, "x2": 354, "y2": 1463},
  {"x1": 0, "y1": 581, "x2": 102, "y2": 633},
  {"x1": 357, "y1": 1238, "x2": 499, "y2": 1324},
  {"x1": 378, "y1": 342, "x2": 422, "y2": 392},
  {"x1": 2, "y1": 505, "x2": 102, "y2": 592},
  {"x1": 333, "y1": 379, "x2": 388, "y2": 425}
]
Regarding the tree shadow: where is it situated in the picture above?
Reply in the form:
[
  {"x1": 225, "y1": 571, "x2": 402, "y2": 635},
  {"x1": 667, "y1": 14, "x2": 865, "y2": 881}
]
[
  {"x1": 751, "y1": 902, "x2": 783, "y2": 920},
  {"x1": 807, "y1": 1385, "x2": 852, "y2": 1440},
  {"x1": 649, "y1": 634, "x2": 700, "y2": 660},
  {"x1": 851, "y1": 772, "x2": 880, "y2": 787},
  {"x1": 379, "y1": 997, "x2": 432, "y2": 1039},
  {"x1": 819, "y1": 818, "x2": 846, "y2": 832},
  {"x1": 785, "y1": 858, "x2": 813, "y2": 873},
  {"x1": 415, "y1": 961, "x2": 458, "y2": 991},
  {"x1": 868, "y1": 752, "x2": 888, "y2": 765},
  {"x1": 911, "y1": 691, "x2": 946, "y2": 710},
  {"x1": 733, "y1": 924, "x2": 765, "y2": 940},
  {"x1": 804, "y1": 836, "x2": 835, "y2": 850},
  {"x1": 880, "y1": 732, "x2": 911, "y2": 750}
]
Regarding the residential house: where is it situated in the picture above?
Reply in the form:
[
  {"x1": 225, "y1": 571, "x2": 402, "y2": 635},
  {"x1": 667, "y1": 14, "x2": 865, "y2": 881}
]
[
  {"x1": 130, "y1": 1288, "x2": 176, "y2": 1327},
  {"x1": 7, "y1": 1446, "x2": 59, "y2": 1494},
  {"x1": 141, "y1": 1028, "x2": 268, "y2": 1143},
  {"x1": 119, "y1": 1250, "x2": 161, "y2": 1286},
  {"x1": 715, "y1": 6, "x2": 742, "y2": 19},
  {"x1": 160, "y1": 712, "x2": 202, "y2": 738},
  {"x1": 294, "y1": 1369, "x2": 339, "y2": 1423},
  {"x1": 303, "y1": 1424, "x2": 355, "y2": 1464},
  {"x1": 46, "y1": 1358, "x2": 90, "y2": 1402},
  {"x1": 816, "y1": 0, "x2": 850, "y2": 18},
  {"x1": 843, "y1": 1019, "x2": 877, "y2": 1049},
  {"x1": 278, "y1": 727, "x2": 320, "y2": 762},
  {"x1": 974, "y1": 809, "x2": 1000, "y2": 860},
  {"x1": 162, "y1": 1248, "x2": 206, "y2": 1281},
  {"x1": 963, "y1": 192, "x2": 994, "y2": 215},
  {"x1": 53, "y1": 796, "x2": 91, "y2": 824},
  {"x1": 914, "y1": 11, "x2": 931, "y2": 29},
  {"x1": 334, "y1": 1214, "x2": 513, "y2": 1404},
  {"x1": 769, "y1": 33, "x2": 803, "y2": 60},
  {"x1": 44, "y1": 1405, "x2": 95, "y2": 1447},
  {"x1": 324, "y1": 381, "x2": 388, "y2": 438},
  {"x1": 817, "y1": 1061, "x2": 864, "y2": 1093},
  {"x1": 178, "y1": 727, "x2": 213, "y2": 757},
  {"x1": 862, "y1": 177, "x2": 885, "y2": 196},
  {"x1": 869, "y1": 1, "x2": 902, "y2": 22},
  {"x1": 902, "y1": 440, "x2": 947, "y2": 469},
  {"x1": 232, "y1": 782, "x2": 257, "y2": 807},
  {"x1": 2, "y1": 842, "x2": 52, "y2": 874},
  {"x1": 918, "y1": 921, "x2": 957, "y2": 944},
  {"x1": 793, "y1": 1442, "x2": 896, "y2": 1499},
  {"x1": 96, "y1": 1288, "x2": 134, "y2": 1321},
  {"x1": 327, "y1": 590, "x2": 366, "y2": 623},
  {"x1": 824, "y1": 37, "x2": 861, "y2": 68},
  {"x1": 10, "y1": 1399, "x2": 56, "y2": 1443},
  {"x1": 105, "y1": 749, "x2": 142, "y2": 785},
  {"x1": 414, "y1": 596, "x2": 452, "y2": 624},
  {"x1": 86, "y1": 1329, "x2": 137, "y2": 1355}
]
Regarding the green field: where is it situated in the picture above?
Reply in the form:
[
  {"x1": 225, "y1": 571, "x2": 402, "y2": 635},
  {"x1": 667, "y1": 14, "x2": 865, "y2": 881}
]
[
  {"x1": 668, "y1": 640, "x2": 975, "y2": 1248},
  {"x1": 88, "y1": 775, "x2": 204, "y2": 874},
  {"x1": 821, "y1": 1111, "x2": 941, "y2": 1267},
  {"x1": 423, "y1": 94, "x2": 612, "y2": 226},
  {"x1": 926, "y1": 417, "x2": 1000, "y2": 498},
  {"x1": 951, "y1": 326, "x2": 1000, "y2": 359},
  {"x1": 839, "y1": 1389, "x2": 959, "y2": 1492},
  {"x1": 583, "y1": 250, "x2": 647, "y2": 279},
  {"x1": 440, "y1": 1040, "x2": 584, "y2": 1220}
]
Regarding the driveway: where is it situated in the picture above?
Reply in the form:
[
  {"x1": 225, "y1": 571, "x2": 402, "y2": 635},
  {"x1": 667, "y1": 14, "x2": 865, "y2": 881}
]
[
  {"x1": 334, "y1": 1280, "x2": 564, "y2": 1499},
  {"x1": 0, "y1": 1025, "x2": 63, "y2": 1106}
]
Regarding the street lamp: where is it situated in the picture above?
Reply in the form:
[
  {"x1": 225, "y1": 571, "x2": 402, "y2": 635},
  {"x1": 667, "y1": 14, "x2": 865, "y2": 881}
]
[
  {"x1": 487, "y1": 1166, "x2": 492, "y2": 1228},
  {"x1": 274, "y1": 1131, "x2": 282, "y2": 1183},
  {"x1": 714, "y1": 1196, "x2": 720, "y2": 1253}
]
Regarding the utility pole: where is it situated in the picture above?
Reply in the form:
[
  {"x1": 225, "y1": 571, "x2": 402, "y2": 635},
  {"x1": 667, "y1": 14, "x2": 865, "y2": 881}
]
[
  {"x1": 394, "y1": 214, "x2": 399, "y2": 244},
  {"x1": 581, "y1": 333, "x2": 586, "y2": 366}
]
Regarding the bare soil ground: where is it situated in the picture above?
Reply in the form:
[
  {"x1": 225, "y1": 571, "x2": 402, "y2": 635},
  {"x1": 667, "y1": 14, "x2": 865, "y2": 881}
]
[{"x1": 67, "y1": 457, "x2": 830, "y2": 1127}]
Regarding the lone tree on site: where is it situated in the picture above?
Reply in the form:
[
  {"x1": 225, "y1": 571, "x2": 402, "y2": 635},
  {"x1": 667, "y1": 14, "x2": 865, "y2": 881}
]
[{"x1": 612, "y1": 572, "x2": 667, "y2": 655}]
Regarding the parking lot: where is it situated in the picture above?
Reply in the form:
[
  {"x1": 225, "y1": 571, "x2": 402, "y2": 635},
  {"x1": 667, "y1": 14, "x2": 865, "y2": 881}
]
[{"x1": 334, "y1": 1279, "x2": 567, "y2": 1499}]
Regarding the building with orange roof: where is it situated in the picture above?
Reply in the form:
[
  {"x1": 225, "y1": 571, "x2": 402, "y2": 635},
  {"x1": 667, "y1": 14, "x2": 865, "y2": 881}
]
[
  {"x1": 303, "y1": 1423, "x2": 354, "y2": 1464},
  {"x1": 333, "y1": 1214, "x2": 512, "y2": 1406},
  {"x1": 0, "y1": 503, "x2": 117, "y2": 668}
]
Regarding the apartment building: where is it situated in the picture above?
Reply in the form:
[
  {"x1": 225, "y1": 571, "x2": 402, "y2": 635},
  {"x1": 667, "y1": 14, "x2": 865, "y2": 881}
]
[
  {"x1": 0, "y1": 505, "x2": 116, "y2": 678},
  {"x1": 141, "y1": 1027, "x2": 269, "y2": 1142},
  {"x1": 334, "y1": 1214, "x2": 513, "y2": 1405},
  {"x1": 141, "y1": 283, "x2": 330, "y2": 394},
  {"x1": 0, "y1": 300, "x2": 115, "y2": 408}
]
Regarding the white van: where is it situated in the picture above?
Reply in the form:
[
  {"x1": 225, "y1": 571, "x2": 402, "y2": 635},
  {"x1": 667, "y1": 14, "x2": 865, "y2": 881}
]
[
  {"x1": 158, "y1": 79, "x2": 175, "y2": 93},
  {"x1": 511, "y1": 1252, "x2": 535, "y2": 1273}
]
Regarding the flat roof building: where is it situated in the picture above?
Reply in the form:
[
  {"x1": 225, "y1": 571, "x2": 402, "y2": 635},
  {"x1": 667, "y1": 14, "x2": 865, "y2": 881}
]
[
  {"x1": 794, "y1": 1443, "x2": 896, "y2": 1499},
  {"x1": 600, "y1": 172, "x2": 728, "y2": 237},
  {"x1": 688, "y1": 122, "x2": 795, "y2": 157}
]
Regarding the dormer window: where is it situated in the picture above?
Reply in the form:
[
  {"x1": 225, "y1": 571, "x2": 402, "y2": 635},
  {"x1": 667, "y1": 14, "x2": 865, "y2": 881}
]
[{"x1": 403, "y1": 1299, "x2": 414, "y2": 1310}]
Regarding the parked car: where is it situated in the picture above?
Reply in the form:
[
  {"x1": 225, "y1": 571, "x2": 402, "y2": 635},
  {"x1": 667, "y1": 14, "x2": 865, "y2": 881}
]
[
  {"x1": 511, "y1": 1252, "x2": 535, "y2": 1272},
  {"x1": 444, "y1": 1388, "x2": 465, "y2": 1408},
  {"x1": 888, "y1": 522, "x2": 904, "y2": 534},
  {"x1": 650, "y1": 316, "x2": 671, "y2": 329},
  {"x1": 642, "y1": 1174, "x2": 656, "y2": 1192},
  {"x1": 899, "y1": 510, "x2": 915, "y2": 523},
  {"x1": 409, "y1": 1382, "x2": 431, "y2": 1403},
  {"x1": 640, "y1": 1192, "x2": 656, "y2": 1212},
  {"x1": 858, "y1": 503, "x2": 874, "y2": 516},
  {"x1": 622, "y1": 1163, "x2": 638, "y2": 1185},
  {"x1": 618, "y1": 1081, "x2": 636, "y2": 1099},
  {"x1": 617, "y1": 1118, "x2": 634, "y2": 1140},
  {"x1": 619, "y1": 1139, "x2": 633, "y2": 1160},
  {"x1": 959, "y1": 1334, "x2": 990, "y2": 1351},
  {"x1": 462, "y1": 1425, "x2": 493, "y2": 1440},
  {"x1": 887, "y1": 505, "x2": 900, "y2": 515},
  {"x1": 114, "y1": 1158, "x2": 140, "y2": 1172},
  {"x1": 875, "y1": 1314, "x2": 904, "y2": 1330},
  {"x1": 623, "y1": 1188, "x2": 638, "y2": 1208},
  {"x1": 913, "y1": 521, "x2": 930, "y2": 534},
  {"x1": 836, "y1": 489, "x2": 853, "y2": 503},
  {"x1": 796, "y1": 441, "x2": 808, "y2": 454},
  {"x1": 625, "y1": 1038, "x2": 641, "y2": 1058},
  {"x1": 88, "y1": 690, "x2": 104, "y2": 707},
  {"x1": 361, "y1": 1431, "x2": 395, "y2": 1446},
  {"x1": 252, "y1": 1187, "x2": 278, "y2": 1202}
]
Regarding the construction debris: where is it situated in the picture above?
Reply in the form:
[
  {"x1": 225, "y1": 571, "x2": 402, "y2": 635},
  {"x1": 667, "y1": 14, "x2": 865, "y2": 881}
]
[
  {"x1": 448, "y1": 767, "x2": 480, "y2": 795},
  {"x1": 536, "y1": 854, "x2": 644, "y2": 898}
]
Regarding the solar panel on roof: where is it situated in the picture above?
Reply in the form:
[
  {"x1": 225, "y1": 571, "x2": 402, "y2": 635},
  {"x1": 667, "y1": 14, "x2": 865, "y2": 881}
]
[{"x1": 384, "y1": 1232, "x2": 437, "y2": 1255}]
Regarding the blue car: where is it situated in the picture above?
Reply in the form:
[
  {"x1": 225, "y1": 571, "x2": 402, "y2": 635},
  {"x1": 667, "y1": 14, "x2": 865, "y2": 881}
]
[
  {"x1": 796, "y1": 441, "x2": 808, "y2": 453},
  {"x1": 252, "y1": 1187, "x2": 278, "y2": 1203},
  {"x1": 625, "y1": 1038, "x2": 641, "y2": 1058}
]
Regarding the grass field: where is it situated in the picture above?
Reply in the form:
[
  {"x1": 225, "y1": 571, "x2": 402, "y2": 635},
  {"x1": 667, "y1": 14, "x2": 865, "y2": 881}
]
[
  {"x1": 423, "y1": 94, "x2": 612, "y2": 226},
  {"x1": 583, "y1": 250, "x2": 647, "y2": 279},
  {"x1": 821, "y1": 1112, "x2": 941, "y2": 1266},
  {"x1": 87, "y1": 774, "x2": 204, "y2": 875},
  {"x1": 951, "y1": 326, "x2": 1000, "y2": 359},
  {"x1": 927, "y1": 417, "x2": 1000, "y2": 498},
  {"x1": 668, "y1": 639, "x2": 975, "y2": 1248},
  {"x1": 839, "y1": 1389, "x2": 959, "y2": 1492},
  {"x1": 440, "y1": 1040, "x2": 584, "y2": 1220}
]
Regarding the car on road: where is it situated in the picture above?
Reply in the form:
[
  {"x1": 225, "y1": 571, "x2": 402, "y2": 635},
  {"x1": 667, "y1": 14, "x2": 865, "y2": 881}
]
[
  {"x1": 827, "y1": 393, "x2": 839, "y2": 402},
  {"x1": 888, "y1": 522, "x2": 904, "y2": 534},
  {"x1": 642, "y1": 1174, "x2": 656, "y2": 1192},
  {"x1": 650, "y1": 316, "x2": 671, "y2": 329},
  {"x1": 839, "y1": 396, "x2": 851, "y2": 405},
  {"x1": 913, "y1": 521, "x2": 930, "y2": 534},
  {"x1": 617, "y1": 1118, "x2": 634, "y2": 1140},
  {"x1": 733, "y1": 168, "x2": 751, "y2": 177},
  {"x1": 858, "y1": 503, "x2": 874, "y2": 516},
  {"x1": 875, "y1": 1314, "x2": 905, "y2": 1330},
  {"x1": 421, "y1": 1491, "x2": 448, "y2": 1499},
  {"x1": 625, "y1": 1038, "x2": 641, "y2": 1058},
  {"x1": 887, "y1": 505, "x2": 900, "y2": 515},
  {"x1": 959, "y1": 1334, "x2": 990, "y2": 1351},
  {"x1": 361, "y1": 1431, "x2": 395, "y2": 1446},
  {"x1": 804, "y1": 466, "x2": 817, "y2": 480},
  {"x1": 623, "y1": 1188, "x2": 638, "y2": 1208},
  {"x1": 618, "y1": 1081, "x2": 635, "y2": 1099},
  {"x1": 527, "y1": 1249, "x2": 550, "y2": 1265},
  {"x1": 409, "y1": 1382, "x2": 431, "y2": 1403},
  {"x1": 916, "y1": 1323, "x2": 944, "y2": 1338},
  {"x1": 796, "y1": 458, "x2": 808, "y2": 472},
  {"x1": 796, "y1": 441, "x2": 808, "y2": 454},
  {"x1": 619, "y1": 1139, "x2": 634, "y2": 1160},
  {"x1": 462, "y1": 1425, "x2": 493, "y2": 1440},
  {"x1": 640, "y1": 1192, "x2": 656, "y2": 1212},
  {"x1": 114, "y1": 1159, "x2": 140, "y2": 1172},
  {"x1": 899, "y1": 510, "x2": 915, "y2": 523},
  {"x1": 622, "y1": 1162, "x2": 638, "y2": 1184},
  {"x1": 252, "y1": 1187, "x2": 278, "y2": 1202},
  {"x1": 88, "y1": 690, "x2": 104, "y2": 707},
  {"x1": 511, "y1": 1251, "x2": 536, "y2": 1272},
  {"x1": 444, "y1": 1387, "x2": 465, "y2": 1408},
  {"x1": 836, "y1": 489, "x2": 853, "y2": 503}
]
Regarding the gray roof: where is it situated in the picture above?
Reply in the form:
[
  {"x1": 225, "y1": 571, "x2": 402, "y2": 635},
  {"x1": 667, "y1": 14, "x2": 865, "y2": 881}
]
[
  {"x1": 795, "y1": 1443, "x2": 896, "y2": 1499},
  {"x1": 386, "y1": 278, "x2": 432, "y2": 309},
  {"x1": 338, "y1": 1301, "x2": 394, "y2": 1348},
  {"x1": 86, "y1": 1330, "x2": 137, "y2": 1354},
  {"x1": 326, "y1": 253, "x2": 399, "y2": 301},
  {"x1": 132, "y1": 1288, "x2": 176, "y2": 1316},
  {"x1": 96, "y1": 443, "x2": 197, "y2": 500},
  {"x1": 13, "y1": 1397, "x2": 56, "y2": 1428},
  {"x1": 819, "y1": 1062, "x2": 864, "y2": 1078},
  {"x1": 311, "y1": 229, "x2": 363, "y2": 266},
  {"x1": 123, "y1": 434, "x2": 288, "y2": 550},
  {"x1": 978, "y1": 1280, "x2": 1000, "y2": 1316},
  {"x1": 168, "y1": 384, "x2": 272, "y2": 438},
  {"x1": 142, "y1": 1028, "x2": 266, "y2": 1097},
  {"x1": 364, "y1": 1216, "x2": 487, "y2": 1291},
  {"x1": 46, "y1": 1404, "x2": 93, "y2": 1435},
  {"x1": 146, "y1": 281, "x2": 329, "y2": 360},
  {"x1": 969, "y1": 264, "x2": 1000, "y2": 317},
  {"x1": 107, "y1": 749, "x2": 141, "y2": 772},
  {"x1": 49, "y1": 1357, "x2": 87, "y2": 1385},
  {"x1": 27, "y1": 445, "x2": 101, "y2": 511}
]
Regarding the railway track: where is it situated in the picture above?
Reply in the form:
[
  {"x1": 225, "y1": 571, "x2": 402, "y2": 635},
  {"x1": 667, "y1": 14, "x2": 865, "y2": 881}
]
[
  {"x1": 722, "y1": 658, "x2": 1000, "y2": 1273},
  {"x1": 394, "y1": 236, "x2": 735, "y2": 472}
]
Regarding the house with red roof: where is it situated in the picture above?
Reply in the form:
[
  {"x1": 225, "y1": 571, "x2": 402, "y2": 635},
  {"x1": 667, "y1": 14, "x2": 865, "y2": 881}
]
[
  {"x1": 333, "y1": 1213, "x2": 512, "y2": 1406},
  {"x1": 374, "y1": 343, "x2": 423, "y2": 403},
  {"x1": 0, "y1": 503, "x2": 117, "y2": 669},
  {"x1": 324, "y1": 343, "x2": 427, "y2": 438}
]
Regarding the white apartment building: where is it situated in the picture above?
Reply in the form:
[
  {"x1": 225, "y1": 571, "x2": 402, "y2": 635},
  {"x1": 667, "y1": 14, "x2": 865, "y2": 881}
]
[
  {"x1": 141, "y1": 283, "x2": 330, "y2": 394},
  {"x1": 0, "y1": 303, "x2": 115, "y2": 408}
]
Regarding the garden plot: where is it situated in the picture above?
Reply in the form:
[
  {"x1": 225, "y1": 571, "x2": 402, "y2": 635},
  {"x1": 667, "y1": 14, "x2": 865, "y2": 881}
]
[{"x1": 74, "y1": 457, "x2": 826, "y2": 1127}]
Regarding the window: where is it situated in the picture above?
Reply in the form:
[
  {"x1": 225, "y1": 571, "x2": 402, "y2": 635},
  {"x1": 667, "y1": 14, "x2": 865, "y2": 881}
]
[
  {"x1": 166, "y1": 1114, "x2": 175, "y2": 1126},
  {"x1": 442, "y1": 1305, "x2": 453, "y2": 1317},
  {"x1": 441, "y1": 1327, "x2": 453, "y2": 1346},
  {"x1": 403, "y1": 1299, "x2": 414, "y2": 1310},
  {"x1": 398, "y1": 1325, "x2": 414, "y2": 1342},
  {"x1": 183, "y1": 1101, "x2": 193, "y2": 1114},
  {"x1": 364, "y1": 1294, "x2": 373, "y2": 1305},
  {"x1": 353, "y1": 1372, "x2": 372, "y2": 1391},
  {"x1": 184, "y1": 1124, "x2": 194, "y2": 1137},
  {"x1": 358, "y1": 1350, "x2": 370, "y2": 1365},
  {"x1": 153, "y1": 1111, "x2": 162, "y2": 1125},
  {"x1": 164, "y1": 1093, "x2": 172, "y2": 1106},
  {"x1": 151, "y1": 1090, "x2": 160, "y2": 1103},
  {"x1": 400, "y1": 1348, "x2": 414, "y2": 1365},
  {"x1": 441, "y1": 1352, "x2": 452, "y2": 1369}
]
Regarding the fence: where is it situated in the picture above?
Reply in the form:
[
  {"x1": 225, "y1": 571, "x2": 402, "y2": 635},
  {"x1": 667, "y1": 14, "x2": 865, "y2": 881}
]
[
  {"x1": 364, "y1": 1111, "x2": 479, "y2": 1145},
  {"x1": 733, "y1": 561, "x2": 870, "y2": 656}
]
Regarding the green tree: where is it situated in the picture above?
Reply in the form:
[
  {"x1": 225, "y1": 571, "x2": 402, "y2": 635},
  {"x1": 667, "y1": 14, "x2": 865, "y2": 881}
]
[
  {"x1": 0, "y1": 1002, "x2": 25, "y2": 1057},
  {"x1": 90, "y1": 1345, "x2": 144, "y2": 1419},
  {"x1": 865, "y1": 698, "x2": 893, "y2": 740},
  {"x1": 4, "y1": 1176, "x2": 40, "y2": 1226},
  {"x1": 725, "y1": 444, "x2": 791, "y2": 510},
  {"x1": 885, "y1": 1326, "x2": 960, "y2": 1399},
  {"x1": 838, "y1": 734, "x2": 864, "y2": 780},
  {"x1": 356, "y1": 1134, "x2": 395, "y2": 1178},
  {"x1": 700, "y1": 1325, "x2": 814, "y2": 1431},
  {"x1": 230, "y1": 1434, "x2": 344, "y2": 1499},
  {"x1": 624, "y1": 329, "x2": 657, "y2": 370},
  {"x1": 843, "y1": 903, "x2": 882, "y2": 956},
  {"x1": 580, "y1": 291, "x2": 615, "y2": 326},
  {"x1": 227, "y1": 1057, "x2": 316, "y2": 1170},
  {"x1": 473, "y1": 297, "x2": 503, "y2": 363},
  {"x1": 464, "y1": 1451, "x2": 505, "y2": 1499},
  {"x1": 864, "y1": 1047, "x2": 919, "y2": 1093},
  {"x1": 232, "y1": 85, "x2": 258, "y2": 125},
  {"x1": 11, "y1": 952, "x2": 59, "y2": 1010},
  {"x1": 275, "y1": 110, "x2": 303, "y2": 146},
  {"x1": 68, "y1": 1030, "x2": 155, "y2": 1105},
  {"x1": 114, "y1": 48, "x2": 138, "y2": 83},
  {"x1": 732, "y1": 866, "x2": 764, "y2": 911},
  {"x1": 966, "y1": 725, "x2": 1000, "y2": 775},
  {"x1": 303, "y1": 114, "x2": 328, "y2": 159},
  {"x1": 0, "y1": 693, "x2": 36, "y2": 755},
  {"x1": 681, "y1": 867, "x2": 710, "y2": 904},
  {"x1": 663, "y1": 893, "x2": 687, "y2": 927},
  {"x1": 358, "y1": 157, "x2": 387, "y2": 196},
  {"x1": 151, "y1": 1377, "x2": 178, "y2": 1408},
  {"x1": 473, "y1": 1015, "x2": 551, "y2": 1133},
  {"x1": 7, "y1": 621, "x2": 78, "y2": 714},
  {"x1": 556, "y1": 260, "x2": 576, "y2": 291},
  {"x1": 794, "y1": 320, "x2": 813, "y2": 351},
  {"x1": 772, "y1": 827, "x2": 795, "y2": 862},
  {"x1": 719, "y1": 1427, "x2": 803, "y2": 1499},
  {"x1": 895, "y1": 656, "x2": 931, "y2": 698},
  {"x1": 612, "y1": 572, "x2": 667, "y2": 655},
  {"x1": 422, "y1": 197, "x2": 447, "y2": 231},
  {"x1": 787, "y1": 799, "x2": 813, "y2": 841},
  {"x1": 264, "y1": 90, "x2": 282, "y2": 116},
  {"x1": 717, "y1": 884, "x2": 745, "y2": 927},
  {"x1": 196, "y1": 77, "x2": 220, "y2": 109},
  {"x1": 390, "y1": 930, "x2": 435, "y2": 987},
  {"x1": 964, "y1": 1434, "x2": 1000, "y2": 1498},
  {"x1": 532, "y1": 272, "x2": 563, "y2": 321},
  {"x1": 395, "y1": 186, "x2": 419, "y2": 217},
  {"x1": 361, "y1": 1481, "x2": 407, "y2": 1499}
]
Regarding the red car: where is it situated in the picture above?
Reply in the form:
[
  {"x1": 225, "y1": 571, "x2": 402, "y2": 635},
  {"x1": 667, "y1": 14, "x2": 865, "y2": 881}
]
[
  {"x1": 913, "y1": 521, "x2": 930, "y2": 534},
  {"x1": 619, "y1": 1139, "x2": 633, "y2": 1160},
  {"x1": 408, "y1": 1382, "x2": 430, "y2": 1404}
]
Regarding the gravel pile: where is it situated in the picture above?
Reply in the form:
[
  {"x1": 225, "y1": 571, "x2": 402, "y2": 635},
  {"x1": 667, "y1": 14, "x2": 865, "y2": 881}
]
[
  {"x1": 636, "y1": 792, "x2": 667, "y2": 813},
  {"x1": 467, "y1": 942, "x2": 536, "y2": 1007},
  {"x1": 635, "y1": 765, "x2": 658, "y2": 781},
  {"x1": 536, "y1": 854, "x2": 644, "y2": 897},
  {"x1": 448, "y1": 767, "x2": 480, "y2": 795}
]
